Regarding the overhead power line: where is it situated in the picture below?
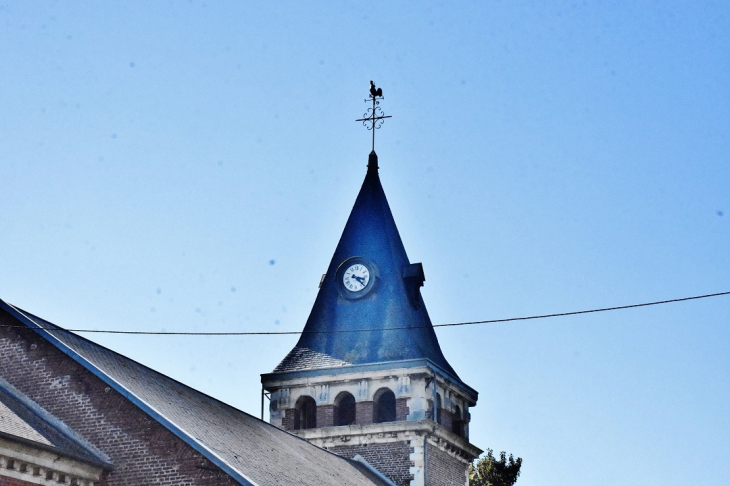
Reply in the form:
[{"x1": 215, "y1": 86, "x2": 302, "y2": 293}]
[{"x1": 3, "y1": 291, "x2": 728, "y2": 337}]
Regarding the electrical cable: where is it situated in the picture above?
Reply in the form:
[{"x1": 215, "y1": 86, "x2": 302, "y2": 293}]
[{"x1": 1, "y1": 290, "x2": 727, "y2": 336}]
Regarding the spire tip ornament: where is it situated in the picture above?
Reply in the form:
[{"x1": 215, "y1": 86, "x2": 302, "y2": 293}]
[{"x1": 356, "y1": 81, "x2": 392, "y2": 153}]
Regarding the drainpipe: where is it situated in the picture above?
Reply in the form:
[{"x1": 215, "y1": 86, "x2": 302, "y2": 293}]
[
  {"x1": 432, "y1": 371, "x2": 437, "y2": 422},
  {"x1": 261, "y1": 385, "x2": 265, "y2": 420}
]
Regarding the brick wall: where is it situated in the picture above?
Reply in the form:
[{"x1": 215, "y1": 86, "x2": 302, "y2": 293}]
[
  {"x1": 426, "y1": 399, "x2": 457, "y2": 431},
  {"x1": 316, "y1": 404, "x2": 334, "y2": 427},
  {"x1": 355, "y1": 401, "x2": 374, "y2": 425},
  {"x1": 0, "y1": 311, "x2": 243, "y2": 486},
  {"x1": 282, "y1": 408, "x2": 296, "y2": 431},
  {"x1": 395, "y1": 398, "x2": 409, "y2": 421},
  {"x1": 285, "y1": 398, "x2": 410, "y2": 430},
  {"x1": 328, "y1": 441, "x2": 412, "y2": 486},
  {"x1": 439, "y1": 409, "x2": 452, "y2": 431},
  {"x1": 427, "y1": 443, "x2": 467, "y2": 486}
]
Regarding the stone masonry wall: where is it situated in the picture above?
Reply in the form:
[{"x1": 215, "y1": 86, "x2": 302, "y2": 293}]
[
  {"x1": 0, "y1": 310, "x2": 242, "y2": 486},
  {"x1": 427, "y1": 443, "x2": 467, "y2": 486},
  {"x1": 0, "y1": 476, "x2": 38, "y2": 486},
  {"x1": 328, "y1": 441, "x2": 412, "y2": 486}
]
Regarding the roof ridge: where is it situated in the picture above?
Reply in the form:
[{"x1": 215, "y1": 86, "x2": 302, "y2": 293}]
[{"x1": 7, "y1": 304, "x2": 268, "y2": 425}]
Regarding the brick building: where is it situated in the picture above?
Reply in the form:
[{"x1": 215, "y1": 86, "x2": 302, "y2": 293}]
[
  {"x1": 0, "y1": 301, "x2": 391, "y2": 486},
  {"x1": 0, "y1": 150, "x2": 481, "y2": 485},
  {"x1": 262, "y1": 151, "x2": 482, "y2": 485}
]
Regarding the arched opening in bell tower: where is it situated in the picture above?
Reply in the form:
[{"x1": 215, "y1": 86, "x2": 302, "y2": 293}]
[
  {"x1": 452, "y1": 405, "x2": 464, "y2": 437},
  {"x1": 334, "y1": 392, "x2": 356, "y2": 426},
  {"x1": 294, "y1": 396, "x2": 317, "y2": 430},
  {"x1": 374, "y1": 388, "x2": 396, "y2": 423}
]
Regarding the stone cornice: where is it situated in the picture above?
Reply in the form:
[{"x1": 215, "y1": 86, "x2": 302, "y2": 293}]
[
  {"x1": 0, "y1": 437, "x2": 105, "y2": 486},
  {"x1": 292, "y1": 419, "x2": 482, "y2": 460}
]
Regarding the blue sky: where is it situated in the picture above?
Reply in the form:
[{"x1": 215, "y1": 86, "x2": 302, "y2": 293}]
[{"x1": 1, "y1": 2, "x2": 728, "y2": 485}]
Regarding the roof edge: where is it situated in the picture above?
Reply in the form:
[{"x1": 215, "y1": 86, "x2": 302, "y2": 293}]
[
  {"x1": 351, "y1": 455, "x2": 396, "y2": 486},
  {"x1": 0, "y1": 299, "x2": 258, "y2": 486},
  {"x1": 0, "y1": 376, "x2": 112, "y2": 468}
]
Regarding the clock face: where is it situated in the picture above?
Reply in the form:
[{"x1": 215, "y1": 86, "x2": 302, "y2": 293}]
[
  {"x1": 343, "y1": 263, "x2": 370, "y2": 292},
  {"x1": 336, "y1": 257, "x2": 377, "y2": 299}
]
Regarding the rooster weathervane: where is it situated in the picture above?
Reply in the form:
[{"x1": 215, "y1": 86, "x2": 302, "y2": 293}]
[{"x1": 356, "y1": 81, "x2": 392, "y2": 152}]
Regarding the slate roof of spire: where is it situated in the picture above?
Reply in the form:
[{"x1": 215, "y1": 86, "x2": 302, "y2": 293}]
[
  {"x1": 274, "y1": 151, "x2": 459, "y2": 379},
  {"x1": 0, "y1": 300, "x2": 388, "y2": 486}
]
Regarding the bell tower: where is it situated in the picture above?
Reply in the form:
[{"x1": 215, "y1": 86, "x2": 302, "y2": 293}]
[{"x1": 262, "y1": 86, "x2": 481, "y2": 486}]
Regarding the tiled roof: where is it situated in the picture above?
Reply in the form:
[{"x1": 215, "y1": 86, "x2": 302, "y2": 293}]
[
  {"x1": 0, "y1": 377, "x2": 111, "y2": 467},
  {"x1": 0, "y1": 388, "x2": 52, "y2": 446},
  {"x1": 1, "y1": 301, "x2": 387, "y2": 486},
  {"x1": 273, "y1": 346, "x2": 350, "y2": 372}
]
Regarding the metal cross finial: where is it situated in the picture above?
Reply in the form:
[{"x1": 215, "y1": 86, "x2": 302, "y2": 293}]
[{"x1": 356, "y1": 81, "x2": 392, "y2": 152}]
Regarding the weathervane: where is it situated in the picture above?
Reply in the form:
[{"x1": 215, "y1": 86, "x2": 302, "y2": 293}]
[{"x1": 356, "y1": 81, "x2": 392, "y2": 152}]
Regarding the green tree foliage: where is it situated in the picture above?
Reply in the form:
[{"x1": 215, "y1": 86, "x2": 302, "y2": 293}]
[{"x1": 469, "y1": 449, "x2": 523, "y2": 486}]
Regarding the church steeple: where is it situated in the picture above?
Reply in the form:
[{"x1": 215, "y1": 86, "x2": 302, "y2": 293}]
[
  {"x1": 261, "y1": 87, "x2": 480, "y2": 486},
  {"x1": 274, "y1": 150, "x2": 458, "y2": 378}
]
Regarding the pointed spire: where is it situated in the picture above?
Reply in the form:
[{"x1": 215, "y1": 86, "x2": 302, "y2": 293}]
[
  {"x1": 274, "y1": 152, "x2": 458, "y2": 378},
  {"x1": 368, "y1": 150, "x2": 378, "y2": 171}
]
